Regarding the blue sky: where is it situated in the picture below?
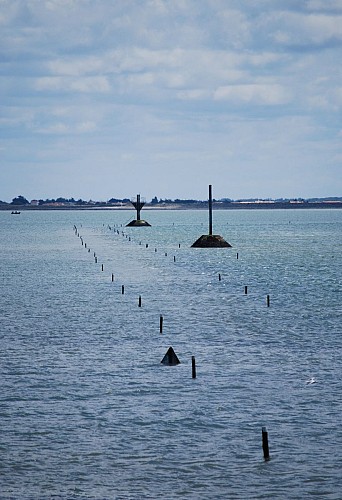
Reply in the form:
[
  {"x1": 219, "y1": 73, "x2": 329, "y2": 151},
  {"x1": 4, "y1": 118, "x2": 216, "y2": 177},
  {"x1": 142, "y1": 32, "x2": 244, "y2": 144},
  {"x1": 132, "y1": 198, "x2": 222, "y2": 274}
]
[{"x1": 1, "y1": 0, "x2": 341, "y2": 202}]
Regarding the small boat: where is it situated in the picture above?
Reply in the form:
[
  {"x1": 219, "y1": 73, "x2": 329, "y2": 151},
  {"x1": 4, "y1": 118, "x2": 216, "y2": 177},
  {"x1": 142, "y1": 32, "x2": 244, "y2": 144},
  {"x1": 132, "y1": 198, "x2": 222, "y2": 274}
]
[{"x1": 11, "y1": 211, "x2": 21, "y2": 214}]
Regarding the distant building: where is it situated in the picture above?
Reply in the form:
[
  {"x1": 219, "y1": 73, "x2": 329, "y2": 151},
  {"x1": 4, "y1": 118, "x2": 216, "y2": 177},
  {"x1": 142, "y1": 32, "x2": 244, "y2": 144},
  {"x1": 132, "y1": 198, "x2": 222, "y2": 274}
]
[{"x1": 30, "y1": 200, "x2": 39, "y2": 206}]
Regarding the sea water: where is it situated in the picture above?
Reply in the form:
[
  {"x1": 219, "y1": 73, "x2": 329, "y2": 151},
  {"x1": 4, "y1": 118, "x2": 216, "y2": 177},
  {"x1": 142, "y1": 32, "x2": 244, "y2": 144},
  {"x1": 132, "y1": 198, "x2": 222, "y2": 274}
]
[{"x1": 0, "y1": 208, "x2": 341, "y2": 499}]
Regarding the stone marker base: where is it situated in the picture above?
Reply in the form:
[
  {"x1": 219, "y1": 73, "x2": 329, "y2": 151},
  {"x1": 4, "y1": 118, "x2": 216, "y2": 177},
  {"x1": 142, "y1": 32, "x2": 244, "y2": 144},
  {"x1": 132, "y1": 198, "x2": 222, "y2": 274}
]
[
  {"x1": 126, "y1": 219, "x2": 151, "y2": 227},
  {"x1": 191, "y1": 234, "x2": 232, "y2": 248}
]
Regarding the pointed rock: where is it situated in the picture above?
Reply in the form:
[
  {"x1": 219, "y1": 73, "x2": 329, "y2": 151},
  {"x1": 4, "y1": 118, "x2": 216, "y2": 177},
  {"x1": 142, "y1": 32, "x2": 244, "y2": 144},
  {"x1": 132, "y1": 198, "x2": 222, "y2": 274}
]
[{"x1": 161, "y1": 347, "x2": 181, "y2": 366}]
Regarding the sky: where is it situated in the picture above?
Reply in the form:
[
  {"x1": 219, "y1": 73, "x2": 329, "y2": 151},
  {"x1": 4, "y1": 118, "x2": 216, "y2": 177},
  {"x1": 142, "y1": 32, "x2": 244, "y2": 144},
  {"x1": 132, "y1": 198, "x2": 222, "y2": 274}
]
[{"x1": 1, "y1": 0, "x2": 342, "y2": 202}]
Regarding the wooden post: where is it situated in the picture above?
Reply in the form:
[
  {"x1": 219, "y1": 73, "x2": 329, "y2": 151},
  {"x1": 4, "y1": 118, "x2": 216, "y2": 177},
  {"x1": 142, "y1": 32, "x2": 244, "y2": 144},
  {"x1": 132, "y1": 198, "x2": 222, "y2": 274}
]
[
  {"x1": 237, "y1": 252, "x2": 239, "y2": 259},
  {"x1": 95, "y1": 257, "x2": 97, "y2": 263},
  {"x1": 138, "y1": 295, "x2": 142, "y2": 307},
  {"x1": 244, "y1": 285, "x2": 248, "y2": 295},
  {"x1": 219, "y1": 273, "x2": 221, "y2": 281},
  {"x1": 111, "y1": 273, "x2": 114, "y2": 282},
  {"x1": 192, "y1": 356, "x2": 196, "y2": 379},
  {"x1": 267, "y1": 295, "x2": 270, "y2": 307},
  {"x1": 121, "y1": 285, "x2": 124, "y2": 294},
  {"x1": 262, "y1": 427, "x2": 270, "y2": 461},
  {"x1": 173, "y1": 256, "x2": 176, "y2": 262},
  {"x1": 159, "y1": 315, "x2": 163, "y2": 334},
  {"x1": 101, "y1": 264, "x2": 104, "y2": 271}
]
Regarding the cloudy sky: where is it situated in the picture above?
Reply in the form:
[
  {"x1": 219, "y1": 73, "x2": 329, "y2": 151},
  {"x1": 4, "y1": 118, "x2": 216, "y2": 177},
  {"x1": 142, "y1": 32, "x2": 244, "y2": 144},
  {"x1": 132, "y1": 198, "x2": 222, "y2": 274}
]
[{"x1": 1, "y1": 0, "x2": 341, "y2": 202}]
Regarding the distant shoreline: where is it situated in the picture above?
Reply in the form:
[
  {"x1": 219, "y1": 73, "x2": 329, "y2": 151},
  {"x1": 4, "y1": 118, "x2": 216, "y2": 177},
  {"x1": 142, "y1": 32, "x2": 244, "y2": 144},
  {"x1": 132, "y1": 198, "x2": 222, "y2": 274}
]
[{"x1": 1, "y1": 201, "x2": 342, "y2": 211}]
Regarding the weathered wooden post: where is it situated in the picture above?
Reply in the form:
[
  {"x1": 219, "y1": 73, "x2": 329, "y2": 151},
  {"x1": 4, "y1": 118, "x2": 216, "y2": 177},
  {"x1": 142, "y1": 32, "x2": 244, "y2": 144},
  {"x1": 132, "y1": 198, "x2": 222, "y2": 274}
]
[
  {"x1": 192, "y1": 356, "x2": 196, "y2": 379},
  {"x1": 262, "y1": 426, "x2": 270, "y2": 461}
]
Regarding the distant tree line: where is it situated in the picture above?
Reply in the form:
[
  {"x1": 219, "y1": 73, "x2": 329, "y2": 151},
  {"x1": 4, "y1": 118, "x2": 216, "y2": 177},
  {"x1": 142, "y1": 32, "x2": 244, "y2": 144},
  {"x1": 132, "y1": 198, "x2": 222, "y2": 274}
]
[{"x1": 1, "y1": 195, "x2": 341, "y2": 207}]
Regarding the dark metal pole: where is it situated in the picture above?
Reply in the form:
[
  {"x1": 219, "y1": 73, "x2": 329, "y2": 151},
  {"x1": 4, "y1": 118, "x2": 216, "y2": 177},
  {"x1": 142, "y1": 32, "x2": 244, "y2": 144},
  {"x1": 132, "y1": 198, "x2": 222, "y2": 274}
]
[
  {"x1": 137, "y1": 194, "x2": 141, "y2": 220},
  {"x1": 209, "y1": 184, "x2": 213, "y2": 236}
]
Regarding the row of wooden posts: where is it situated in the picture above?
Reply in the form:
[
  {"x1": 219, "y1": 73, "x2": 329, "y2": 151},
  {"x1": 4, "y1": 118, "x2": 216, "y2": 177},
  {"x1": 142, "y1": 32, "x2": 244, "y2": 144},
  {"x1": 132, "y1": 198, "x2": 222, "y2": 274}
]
[
  {"x1": 109, "y1": 224, "x2": 271, "y2": 307},
  {"x1": 73, "y1": 223, "x2": 271, "y2": 460}
]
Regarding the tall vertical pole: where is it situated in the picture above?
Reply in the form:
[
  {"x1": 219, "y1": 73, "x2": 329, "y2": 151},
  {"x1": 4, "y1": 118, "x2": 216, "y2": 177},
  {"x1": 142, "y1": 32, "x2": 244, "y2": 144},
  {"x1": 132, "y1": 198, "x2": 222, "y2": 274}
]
[
  {"x1": 209, "y1": 184, "x2": 213, "y2": 236},
  {"x1": 136, "y1": 194, "x2": 141, "y2": 220}
]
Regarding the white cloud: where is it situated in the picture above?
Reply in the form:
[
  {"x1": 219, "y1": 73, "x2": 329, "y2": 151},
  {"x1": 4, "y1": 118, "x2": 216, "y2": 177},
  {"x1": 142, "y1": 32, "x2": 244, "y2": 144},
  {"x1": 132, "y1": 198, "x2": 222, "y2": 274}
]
[
  {"x1": 1, "y1": 0, "x2": 341, "y2": 199},
  {"x1": 76, "y1": 121, "x2": 97, "y2": 132},
  {"x1": 213, "y1": 84, "x2": 291, "y2": 105},
  {"x1": 34, "y1": 76, "x2": 110, "y2": 92},
  {"x1": 176, "y1": 89, "x2": 209, "y2": 100},
  {"x1": 267, "y1": 11, "x2": 342, "y2": 47},
  {"x1": 306, "y1": 0, "x2": 342, "y2": 13},
  {"x1": 48, "y1": 57, "x2": 104, "y2": 76},
  {"x1": 38, "y1": 122, "x2": 69, "y2": 134}
]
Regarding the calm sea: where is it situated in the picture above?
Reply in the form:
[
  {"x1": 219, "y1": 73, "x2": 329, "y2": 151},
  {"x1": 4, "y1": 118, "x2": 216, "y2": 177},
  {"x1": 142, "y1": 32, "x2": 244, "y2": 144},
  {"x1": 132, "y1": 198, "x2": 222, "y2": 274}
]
[{"x1": 0, "y1": 208, "x2": 341, "y2": 499}]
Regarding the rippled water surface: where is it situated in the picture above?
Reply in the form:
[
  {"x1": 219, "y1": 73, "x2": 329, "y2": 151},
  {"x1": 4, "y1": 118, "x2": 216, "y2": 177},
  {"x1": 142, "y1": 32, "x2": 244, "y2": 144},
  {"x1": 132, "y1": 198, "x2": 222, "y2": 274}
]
[{"x1": 1, "y1": 209, "x2": 341, "y2": 499}]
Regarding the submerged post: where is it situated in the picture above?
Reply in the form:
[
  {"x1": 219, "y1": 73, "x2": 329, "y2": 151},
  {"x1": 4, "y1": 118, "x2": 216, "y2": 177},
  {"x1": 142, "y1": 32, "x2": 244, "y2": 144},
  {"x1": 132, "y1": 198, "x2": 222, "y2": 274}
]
[
  {"x1": 192, "y1": 356, "x2": 197, "y2": 379},
  {"x1": 262, "y1": 426, "x2": 270, "y2": 461}
]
